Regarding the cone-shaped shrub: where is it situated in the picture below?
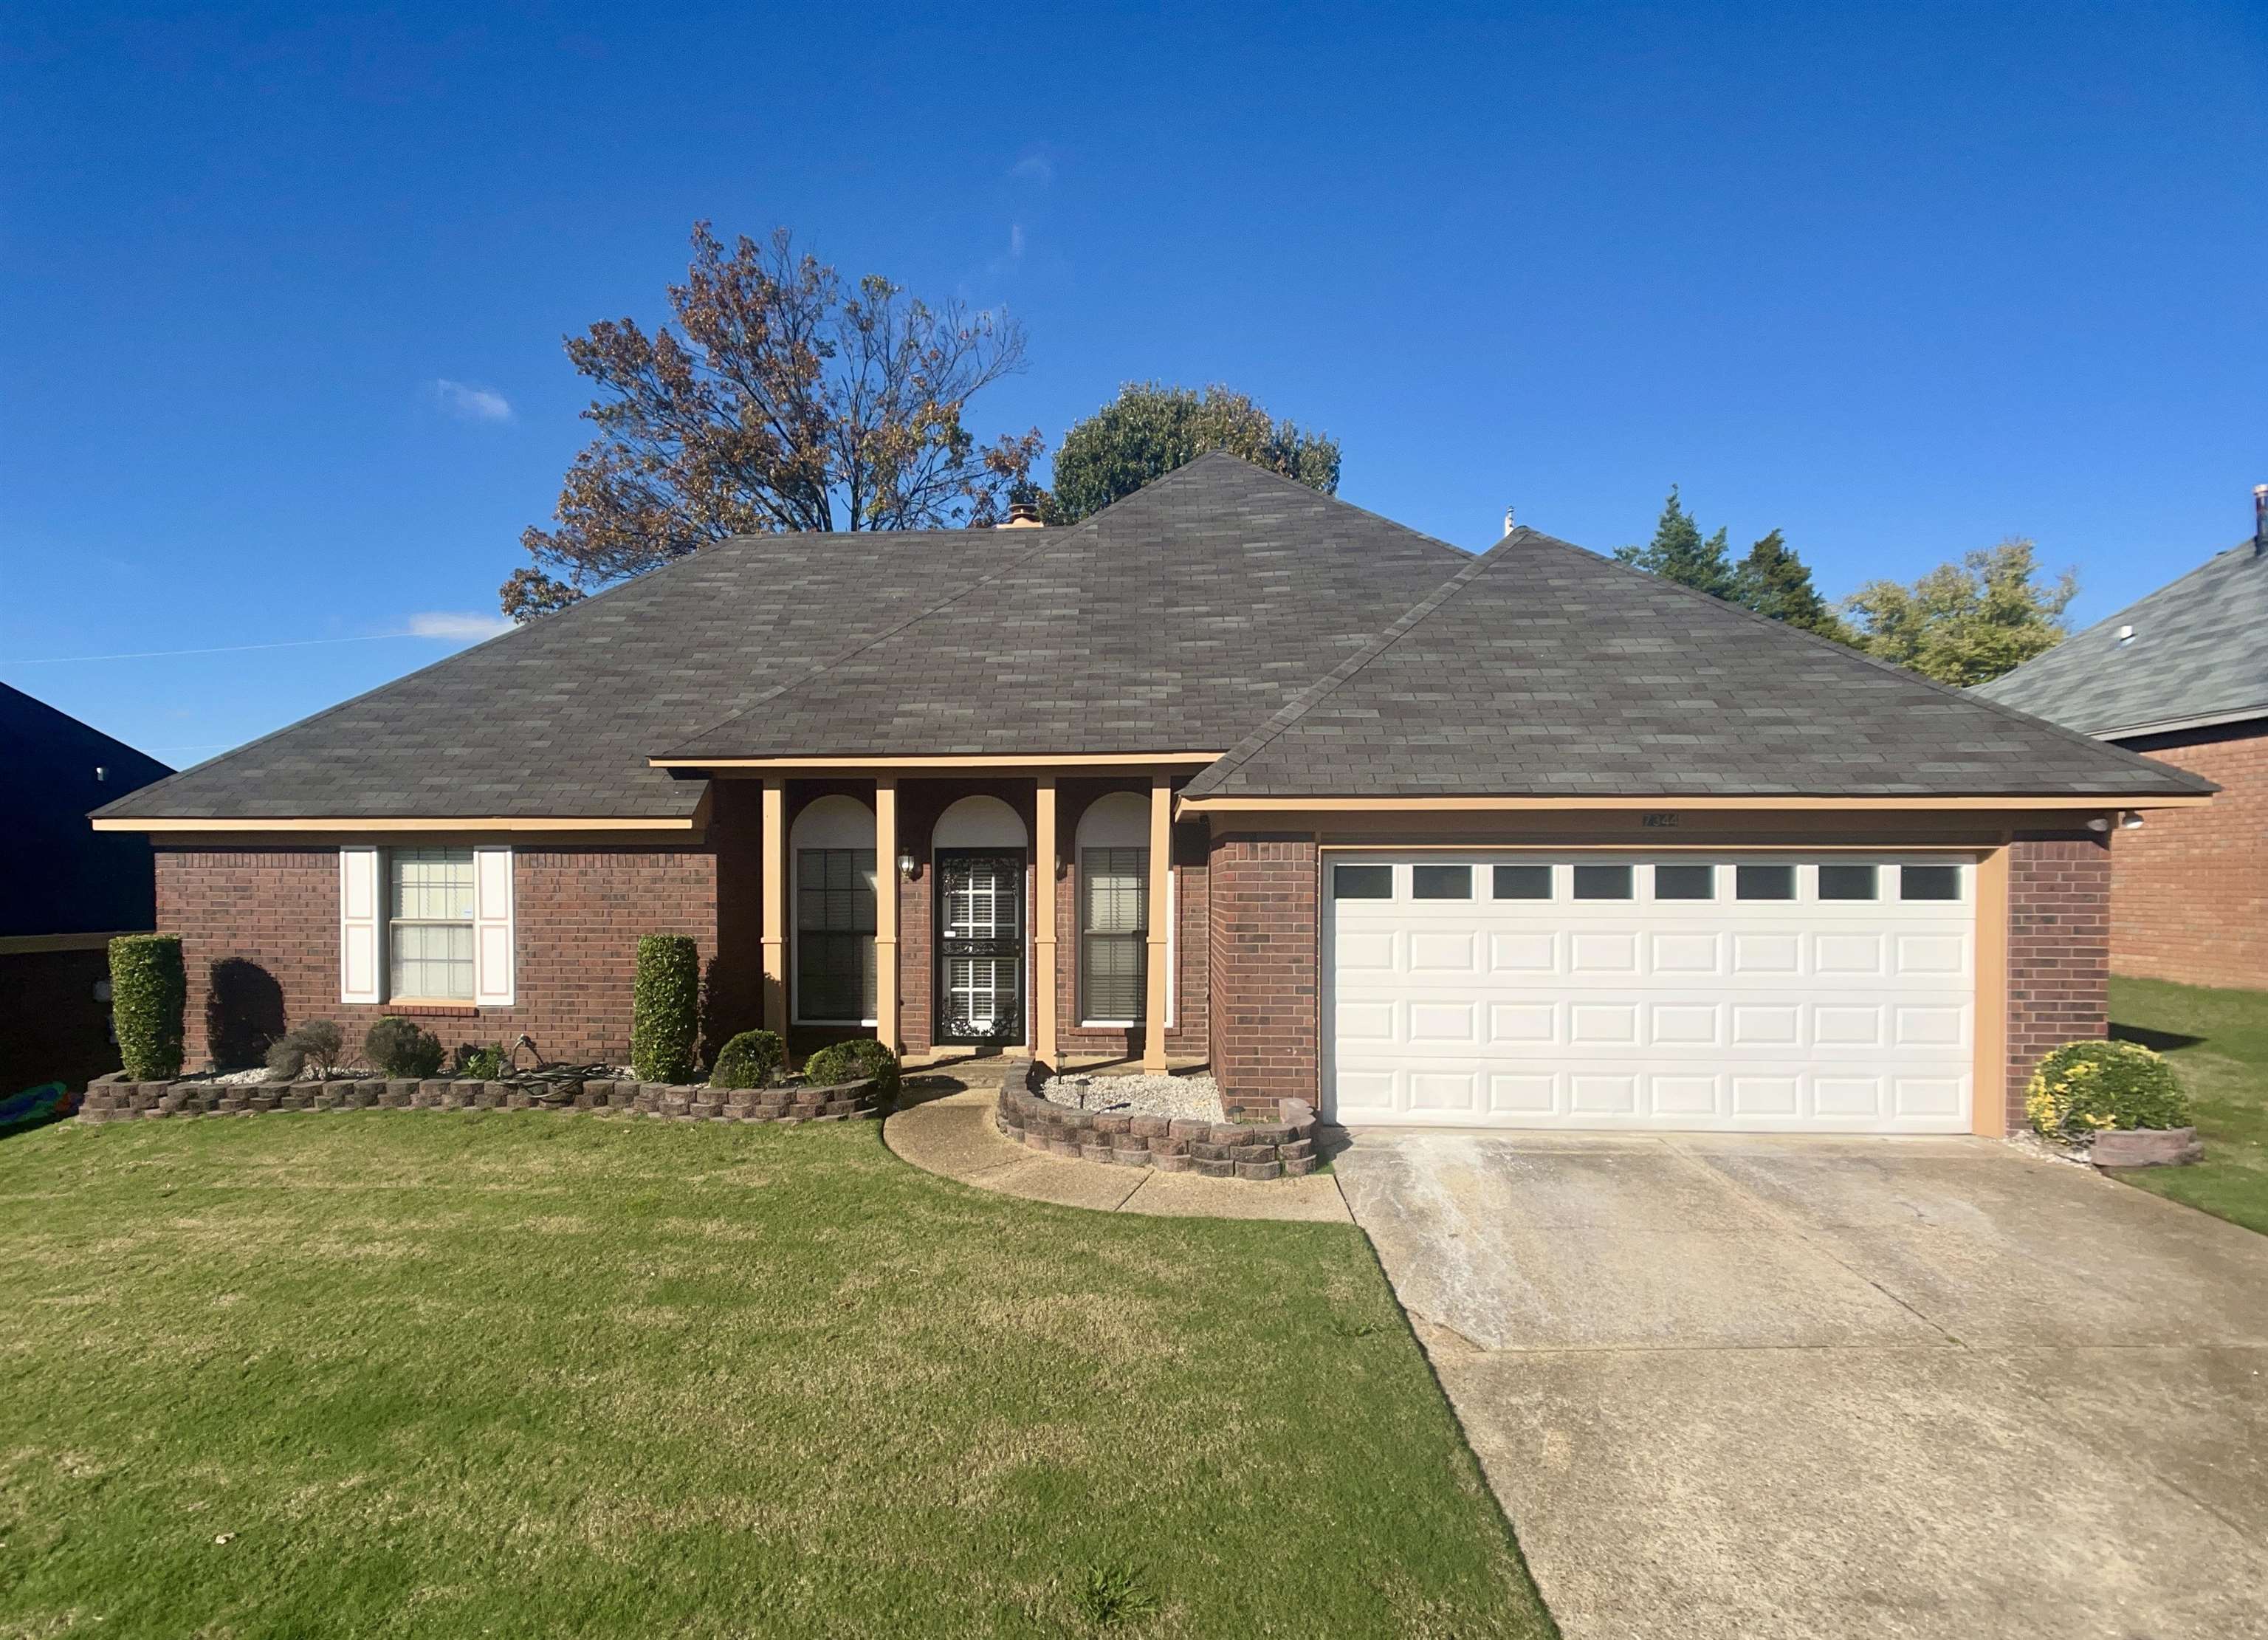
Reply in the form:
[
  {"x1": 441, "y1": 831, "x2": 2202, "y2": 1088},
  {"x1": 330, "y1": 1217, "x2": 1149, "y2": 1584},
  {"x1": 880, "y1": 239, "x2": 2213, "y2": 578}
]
[
  {"x1": 631, "y1": 936, "x2": 701, "y2": 1083},
  {"x1": 109, "y1": 934, "x2": 186, "y2": 1080}
]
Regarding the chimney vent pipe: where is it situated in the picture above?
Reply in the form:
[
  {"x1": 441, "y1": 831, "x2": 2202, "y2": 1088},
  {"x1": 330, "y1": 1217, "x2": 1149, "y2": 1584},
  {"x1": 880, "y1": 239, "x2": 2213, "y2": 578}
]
[{"x1": 2254, "y1": 484, "x2": 2266, "y2": 556}]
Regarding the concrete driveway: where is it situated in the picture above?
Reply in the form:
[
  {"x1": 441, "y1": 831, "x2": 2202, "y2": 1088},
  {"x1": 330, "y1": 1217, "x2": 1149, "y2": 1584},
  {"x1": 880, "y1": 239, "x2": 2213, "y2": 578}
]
[{"x1": 1333, "y1": 1130, "x2": 2268, "y2": 1640}]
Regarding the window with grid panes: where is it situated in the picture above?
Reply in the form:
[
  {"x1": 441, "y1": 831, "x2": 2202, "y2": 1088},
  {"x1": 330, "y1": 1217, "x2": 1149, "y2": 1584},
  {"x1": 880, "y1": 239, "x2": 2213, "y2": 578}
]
[
  {"x1": 388, "y1": 848, "x2": 476, "y2": 1001},
  {"x1": 1081, "y1": 846, "x2": 1147, "y2": 1021},
  {"x1": 797, "y1": 848, "x2": 877, "y2": 1021}
]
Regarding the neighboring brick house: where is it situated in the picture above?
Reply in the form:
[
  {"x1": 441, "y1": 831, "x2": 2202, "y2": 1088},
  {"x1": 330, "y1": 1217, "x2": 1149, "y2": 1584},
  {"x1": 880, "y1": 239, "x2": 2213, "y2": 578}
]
[
  {"x1": 1, "y1": 684, "x2": 173, "y2": 1091},
  {"x1": 1975, "y1": 490, "x2": 2267, "y2": 994},
  {"x1": 94, "y1": 455, "x2": 2210, "y2": 1134}
]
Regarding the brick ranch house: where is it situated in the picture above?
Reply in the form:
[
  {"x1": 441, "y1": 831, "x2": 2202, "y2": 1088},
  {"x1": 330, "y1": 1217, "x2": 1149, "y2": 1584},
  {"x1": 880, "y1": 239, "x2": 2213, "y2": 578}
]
[
  {"x1": 94, "y1": 454, "x2": 2210, "y2": 1133},
  {"x1": 1975, "y1": 487, "x2": 2266, "y2": 995}
]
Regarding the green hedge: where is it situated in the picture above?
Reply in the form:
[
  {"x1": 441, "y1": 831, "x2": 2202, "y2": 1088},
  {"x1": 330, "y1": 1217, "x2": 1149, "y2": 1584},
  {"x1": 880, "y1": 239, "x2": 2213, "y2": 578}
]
[
  {"x1": 2026, "y1": 1040, "x2": 2190, "y2": 1139},
  {"x1": 365, "y1": 1017, "x2": 445, "y2": 1079},
  {"x1": 803, "y1": 1037, "x2": 900, "y2": 1101},
  {"x1": 631, "y1": 936, "x2": 701, "y2": 1083},
  {"x1": 109, "y1": 935, "x2": 185, "y2": 1080},
  {"x1": 710, "y1": 1029, "x2": 784, "y2": 1091}
]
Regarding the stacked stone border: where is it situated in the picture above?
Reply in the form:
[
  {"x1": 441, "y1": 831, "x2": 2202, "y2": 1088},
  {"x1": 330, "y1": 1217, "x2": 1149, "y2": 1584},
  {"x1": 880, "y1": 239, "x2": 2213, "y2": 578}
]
[
  {"x1": 995, "y1": 1063, "x2": 1319, "y2": 1179},
  {"x1": 76, "y1": 1071, "x2": 882, "y2": 1125}
]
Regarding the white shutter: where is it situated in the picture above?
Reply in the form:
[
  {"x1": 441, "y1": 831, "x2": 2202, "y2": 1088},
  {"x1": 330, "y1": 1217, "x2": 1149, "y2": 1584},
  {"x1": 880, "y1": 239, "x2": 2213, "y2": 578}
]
[
  {"x1": 340, "y1": 848, "x2": 381, "y2": 1003},
  {"x1": 472, "y1": 846, "x2": 515, "y2": 1006}
]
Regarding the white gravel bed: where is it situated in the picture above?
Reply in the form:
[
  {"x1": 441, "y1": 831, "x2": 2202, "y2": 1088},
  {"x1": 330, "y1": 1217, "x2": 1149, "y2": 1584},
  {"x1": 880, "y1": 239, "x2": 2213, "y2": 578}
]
[{"x1": 1040, "y1": 1071, "x2": 1226, "y2": 1123}]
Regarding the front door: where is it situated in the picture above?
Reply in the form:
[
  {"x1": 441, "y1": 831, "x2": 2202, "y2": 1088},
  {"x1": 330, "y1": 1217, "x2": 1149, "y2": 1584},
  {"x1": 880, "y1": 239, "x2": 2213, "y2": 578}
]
[{"x1": 935, "y1": 849, "x2": 1026, "y2": 1046}]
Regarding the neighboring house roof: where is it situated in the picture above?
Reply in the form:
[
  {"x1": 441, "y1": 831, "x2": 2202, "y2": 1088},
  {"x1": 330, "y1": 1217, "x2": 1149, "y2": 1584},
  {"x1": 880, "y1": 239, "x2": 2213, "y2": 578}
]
[
  {"x1": 659, "y1": 455, "x2": 1467, "y2": 761},
  {"x1": 1181, "y1": 531, "x2": 2211, "y2": 801},
  {"x1": 1970, "y1": 539, "x2": 2268, "y2": 738},
  {"x1": 0, "y1": 683, "x2": 173, "y2": 936},
  {"x1": 96, "y1": 453, "x2": 2206, "y2": 824}
]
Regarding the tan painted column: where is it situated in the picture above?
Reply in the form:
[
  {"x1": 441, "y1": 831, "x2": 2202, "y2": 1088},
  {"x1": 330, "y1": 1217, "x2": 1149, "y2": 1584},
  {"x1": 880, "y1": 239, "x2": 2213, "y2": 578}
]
[
  {"x1": 760, "y1": 777, "x2": 786, "y2": 1035},
  {"x1": 1033, "y1": 776, "x2": 1059, "y2": 1067},
  {"x1": 1972, "y1": 843, "x2": 2010, "y2": 1138},
  {"x1": 1141, "y1": 773, "x2": 1172, "y2": 1071},
  {"x1": 874, "y1": 778, "x2": 898, "y2": 1052}
]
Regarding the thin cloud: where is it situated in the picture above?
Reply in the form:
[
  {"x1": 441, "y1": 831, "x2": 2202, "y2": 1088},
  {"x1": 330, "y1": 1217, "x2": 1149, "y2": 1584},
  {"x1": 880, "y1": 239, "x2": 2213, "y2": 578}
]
[
  {"x1": 1009, "y1": 222, "x2": 1025, "y2": 261},
  {"x1": 432, "y1": 379, "x2": 514, "y2": 422},
  {"x1": 1008, "y1": 153, "x2": 1054, "y2": 185},
  {"x1": 407, "y1": 611, "x2": 515, "y2": 640}
]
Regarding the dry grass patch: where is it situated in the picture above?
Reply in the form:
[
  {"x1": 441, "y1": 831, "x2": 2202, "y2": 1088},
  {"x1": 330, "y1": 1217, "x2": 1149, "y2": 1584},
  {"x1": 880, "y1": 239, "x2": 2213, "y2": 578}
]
[{"x1": 0, "y1": 1111, "x2": 1550, "y2": 1638}]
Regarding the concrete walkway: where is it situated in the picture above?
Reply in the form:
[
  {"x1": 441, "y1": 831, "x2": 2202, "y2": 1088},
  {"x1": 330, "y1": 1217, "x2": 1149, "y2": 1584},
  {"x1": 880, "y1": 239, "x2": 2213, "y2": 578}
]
[
  {"x1": 884, "y1": 1075, "x2": 1350, "y2": 1222},
  {"x1": 1336, "y1": 1128, "x2": 2268, "y2": 1640}
]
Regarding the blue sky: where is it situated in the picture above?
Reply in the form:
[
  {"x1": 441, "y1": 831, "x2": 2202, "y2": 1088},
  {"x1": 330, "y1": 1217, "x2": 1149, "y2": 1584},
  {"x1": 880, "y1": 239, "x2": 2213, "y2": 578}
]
[{"x1": 4, "y1": 2, "x2": 2264, "y2": 770}]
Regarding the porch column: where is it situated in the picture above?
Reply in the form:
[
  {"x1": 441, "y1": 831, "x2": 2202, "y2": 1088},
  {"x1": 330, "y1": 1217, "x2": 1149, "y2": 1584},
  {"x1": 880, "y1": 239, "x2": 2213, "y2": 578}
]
[
  {"x1": 1141, "y1": 773, "x2": 1172, "y2": 1071},
  {"x1": 1033, "y1": 776, "x2": 1058, "y2": 1066},
  {"x1": 761, "y1": 777, "x2": 786, "y2": 1035},
  {"x1": 874, "y1": 778, "x2": 899, "y2": 1053}
]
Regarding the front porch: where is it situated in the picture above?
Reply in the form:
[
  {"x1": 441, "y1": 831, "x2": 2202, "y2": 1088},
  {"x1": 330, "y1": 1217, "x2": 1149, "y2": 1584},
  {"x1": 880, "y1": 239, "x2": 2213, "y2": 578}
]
[{"x1": 690, "y1": 760, "x2": 1216, "y2": 1074}]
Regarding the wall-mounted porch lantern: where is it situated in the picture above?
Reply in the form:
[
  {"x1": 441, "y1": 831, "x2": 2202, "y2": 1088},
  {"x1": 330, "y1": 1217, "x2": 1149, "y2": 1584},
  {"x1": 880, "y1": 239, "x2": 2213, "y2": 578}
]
[{"x1": 898, "y1": 851, "x2": 920, "y2": 882}]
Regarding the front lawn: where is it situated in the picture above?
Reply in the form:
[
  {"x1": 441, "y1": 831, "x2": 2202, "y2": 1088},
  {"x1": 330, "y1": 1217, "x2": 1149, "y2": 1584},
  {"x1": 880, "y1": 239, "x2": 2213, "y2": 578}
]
[
  {"x1": 2110, "y1": 975, "x2": 2268, "y2": 1235},
  {"x1": 0, "y1": 1113, "x2": 1550, "y2": 1638}
]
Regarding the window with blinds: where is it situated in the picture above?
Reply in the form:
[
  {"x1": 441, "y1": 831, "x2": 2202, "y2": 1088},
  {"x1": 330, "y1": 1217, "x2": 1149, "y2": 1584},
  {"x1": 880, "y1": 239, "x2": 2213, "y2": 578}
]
[
  {"x1": 797, "y1": 848, "x2": 878, "y2": 1022},
  {"x1": 388, "y1": 848, "x2": 476, "y2": 1001},
  {"x1": 1080, "y1": 846, "x2": 1147, "y2": 1022}
]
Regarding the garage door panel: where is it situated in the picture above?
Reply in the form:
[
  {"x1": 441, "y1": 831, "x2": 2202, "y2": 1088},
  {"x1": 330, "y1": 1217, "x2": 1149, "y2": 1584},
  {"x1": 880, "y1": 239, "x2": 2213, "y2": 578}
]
[{"x1": 1325, "y1": 854, "x2": 1974, "y2": 1133}]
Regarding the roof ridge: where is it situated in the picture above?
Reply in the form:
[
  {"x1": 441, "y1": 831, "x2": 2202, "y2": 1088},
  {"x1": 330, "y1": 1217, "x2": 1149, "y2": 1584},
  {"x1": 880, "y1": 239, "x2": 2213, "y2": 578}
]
[
  {"x1": 1083, "y1": 450, "x2": 1471, "y2": 562},
  {"x1": 653, "y1": 516, "x2": 1091, "y2": 758},
  {"x1": 1187, "y1": 535, "x2": 1502, "y2": 795},
  {"x1": 1547, "y1": 532, "x2": 2216, "y2": 796}
]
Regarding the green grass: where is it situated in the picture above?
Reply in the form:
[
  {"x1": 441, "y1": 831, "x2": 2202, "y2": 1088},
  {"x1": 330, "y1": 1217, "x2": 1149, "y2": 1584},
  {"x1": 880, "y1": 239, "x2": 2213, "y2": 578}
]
[
  {"x1": 0, "y1": 1113, "x2": 1550, "y2": 1639},
  {"x1": 2109, "y1": 975, "x2": 2268, "y2": 1235}
]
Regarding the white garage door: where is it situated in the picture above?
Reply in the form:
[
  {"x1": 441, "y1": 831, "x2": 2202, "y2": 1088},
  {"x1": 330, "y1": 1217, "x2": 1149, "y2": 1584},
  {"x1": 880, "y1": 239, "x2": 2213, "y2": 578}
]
[{"x1": 1324, "y1": 853, "x2": 1975, "y2": 1133}]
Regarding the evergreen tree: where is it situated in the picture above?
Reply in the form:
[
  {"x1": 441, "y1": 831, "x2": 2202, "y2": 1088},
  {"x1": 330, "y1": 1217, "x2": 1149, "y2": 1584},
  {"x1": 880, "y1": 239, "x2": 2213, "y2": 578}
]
[
  {"x1": 1614, "y1": 488, "x2": 1736, "y2": 601},
  {"x1": 1732, "y1": 529, "x2": 1851, "y2": 640}
]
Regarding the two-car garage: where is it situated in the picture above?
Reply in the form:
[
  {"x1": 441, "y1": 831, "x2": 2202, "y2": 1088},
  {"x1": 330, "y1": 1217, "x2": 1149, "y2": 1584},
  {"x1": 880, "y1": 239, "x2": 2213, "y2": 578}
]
[{"x1": 1322, "y1": 852, "x2": 1978, "y2": 1133}]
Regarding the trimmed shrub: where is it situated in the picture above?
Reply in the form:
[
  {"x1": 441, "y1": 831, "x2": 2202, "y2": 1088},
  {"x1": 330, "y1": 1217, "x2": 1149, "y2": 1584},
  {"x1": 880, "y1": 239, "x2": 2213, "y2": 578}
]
[
  {"x1": 631, "y1": 936, "x2": 701, "y2": 1083},
  {"x1": 266, "y1": 1018, "x2": 345, "y2": 1082},
  {"x1": 802, "y1": 1037, "x2": 900, "y2": 1101},
  {"x1": 2027, "y1": 1040, "x2": 2190, "y2": 1140},
  {"x1": 454, "y1": 1043, "x2": 504, "y2": 1080},
  {"x1": 364, "y1": 1016, "x2": 445, "y2": 1079},
  {"x1": 710, "y1": 1029, "x2": 784, "y2": 1091},
  {"x1": 109, "y1": 935, "x2": 186, "y2": 1080}
]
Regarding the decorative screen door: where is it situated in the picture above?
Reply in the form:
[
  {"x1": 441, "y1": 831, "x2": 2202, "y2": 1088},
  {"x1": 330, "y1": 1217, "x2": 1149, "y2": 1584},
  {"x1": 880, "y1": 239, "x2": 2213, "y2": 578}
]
[{"x1": 935, "y1": 850, "x2": 1025, "y2": 1045}]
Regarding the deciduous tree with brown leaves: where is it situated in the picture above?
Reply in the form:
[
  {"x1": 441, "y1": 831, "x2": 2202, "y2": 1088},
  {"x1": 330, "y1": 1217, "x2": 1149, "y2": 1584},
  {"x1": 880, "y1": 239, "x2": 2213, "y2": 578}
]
[{"x1": 502, "y1": 224, "x2": 1044, "y2": 620}]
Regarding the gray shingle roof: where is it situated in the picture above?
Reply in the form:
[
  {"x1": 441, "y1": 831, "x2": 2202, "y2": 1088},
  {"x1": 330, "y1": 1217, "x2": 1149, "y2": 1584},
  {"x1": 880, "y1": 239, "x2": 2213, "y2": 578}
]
[
  {"x1": 1970, "y1": 540, "x2": 2268, "y2": 738},
  {"x1": 94, "y1": 528, "x2": 1039, "y2": 820},
  {"x1": 98, "y1": 453, "x2": 2207, "y2": 823},
  {"x1": 1181, "y1": 529, "x2": 2212, "y2": 800},
  {"x1": 661, "y1": 454, "x2": 1468, "y2": 759}
]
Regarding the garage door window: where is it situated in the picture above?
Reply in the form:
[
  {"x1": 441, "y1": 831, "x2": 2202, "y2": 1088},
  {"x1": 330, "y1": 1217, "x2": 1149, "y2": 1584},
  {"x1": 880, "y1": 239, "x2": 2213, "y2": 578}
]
[
  {"x1": 1333, "y1": 864, "x2": 1393, "y2": 899},
  {"x1": 1818, "y1": 863, "x2": 1878, "y2": 901},
  {"x1": 1412, "y1": 865, "x2": 1471, "y2": 900},
  {"x1": 1901, "y1": 864, "x2": 1962, "y2": 901},
  {"x1": 1573, "y1": 864, "x2": 1633, "y2": 900},
  {"x1": 1654, "y1": 863, "x2": 1715, "y2": 900},
  {"x1": 1494, "y1": 864, "x2": 1552, "y2": 899},
  {"x1": 1736, "y1": 864, "x2": 1796, "y2": 900}
]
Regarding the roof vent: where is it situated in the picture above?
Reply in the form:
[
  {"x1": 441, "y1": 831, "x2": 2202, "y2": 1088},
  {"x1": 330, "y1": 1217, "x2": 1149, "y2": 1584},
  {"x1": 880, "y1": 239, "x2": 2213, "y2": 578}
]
[
  {"x1": 998, "y1": 498, "x2": 1044, "y2": 529},
  {"x1": 2115, "y1": 625, "x2": 2135, "y2": 646},
  {"x1": 1502, "y1": 507, "x2": 1516, "y2": 538},
  {"x1": 2255, "y1": 483, "x2": 2266, "y2": 556}
]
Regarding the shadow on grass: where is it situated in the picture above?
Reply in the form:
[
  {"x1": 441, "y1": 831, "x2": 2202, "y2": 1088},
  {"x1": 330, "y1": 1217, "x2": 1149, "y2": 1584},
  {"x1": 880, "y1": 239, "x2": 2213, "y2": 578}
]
[{"x1": 2111, "y1": 1023, "x2": 2206, "y2": 1053}]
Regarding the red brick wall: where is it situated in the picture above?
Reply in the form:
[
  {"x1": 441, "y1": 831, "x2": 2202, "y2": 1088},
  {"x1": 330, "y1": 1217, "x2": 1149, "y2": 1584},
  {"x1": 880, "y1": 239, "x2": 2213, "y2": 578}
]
[
  {"x1": 157, "y1": 846, "x2": 718, "y2": 1070},
  {"x1": 1206, "y1": 833, "x2": 1319, "y2": 1119},
  {"x1": 2106, "y1": 722, "x2": 2266, "y2": 992},
  {"x1": 2004, "y1": 831, "x2": 2112, "y2": 1128}
]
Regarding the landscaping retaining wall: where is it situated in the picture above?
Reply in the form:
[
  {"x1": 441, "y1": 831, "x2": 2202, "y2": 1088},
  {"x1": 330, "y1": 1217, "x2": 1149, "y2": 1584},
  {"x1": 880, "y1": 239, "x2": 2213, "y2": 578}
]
[
  {"x1": 76, "y1": 1072, "x2": 881, "y2": 1125},
  {"x1": 995, "y1": 1065, "x2": 1319, "y2": 1178}
]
